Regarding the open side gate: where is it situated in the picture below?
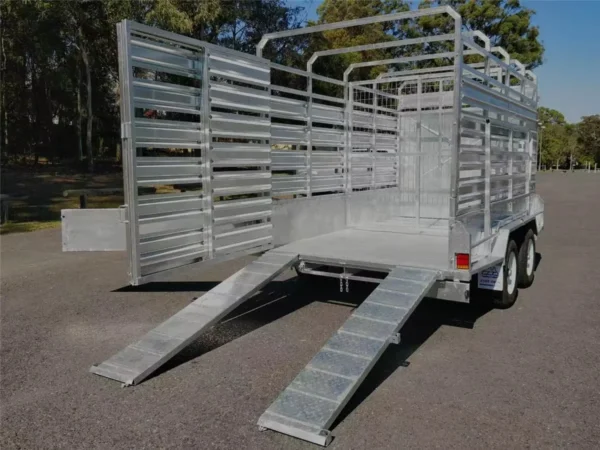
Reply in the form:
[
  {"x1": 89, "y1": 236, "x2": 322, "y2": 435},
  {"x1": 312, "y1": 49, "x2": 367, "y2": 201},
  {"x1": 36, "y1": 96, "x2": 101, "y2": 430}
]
[{"x1": 118, "y1": 21, "x2": 273, "y2": 286}]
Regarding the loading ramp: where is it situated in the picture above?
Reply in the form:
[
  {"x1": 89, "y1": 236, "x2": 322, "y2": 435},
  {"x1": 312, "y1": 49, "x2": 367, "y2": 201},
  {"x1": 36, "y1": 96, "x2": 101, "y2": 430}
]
[
  {"x1": 90, "y1": 250, "x2": 298, "y2": 385},
  {"x1": 257, "y1": 267, "x2": 438, "y2": 446}
]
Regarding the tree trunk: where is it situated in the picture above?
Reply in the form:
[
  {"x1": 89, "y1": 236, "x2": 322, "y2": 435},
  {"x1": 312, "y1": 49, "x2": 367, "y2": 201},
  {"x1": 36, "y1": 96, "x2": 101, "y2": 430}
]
[
  {"x1": 0, "y1": 8, "x2": 6, "y2": 156},
  {"x1": 76, "y1": 63, "x2": 83, "y2": 162},
  {"x1": 79, "y1": 25, "x2": 93, "y2": 172}
]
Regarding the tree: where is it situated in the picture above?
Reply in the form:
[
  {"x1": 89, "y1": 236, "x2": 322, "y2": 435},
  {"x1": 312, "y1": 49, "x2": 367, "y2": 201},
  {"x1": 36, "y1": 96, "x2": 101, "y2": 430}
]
[
  {"x1": 577, "y1": 115, "x2": 600, "y2": 164},
  {"x1": 417, "y1": 0, "x2": 544, "y2": 69},
  {"x1": 0, "y1": 0, "x2": 306, "y2": 169},
  {"x1": 538, "y1": 107, "x2": 566, "y2": 127},
  {"x1": 307, "y1": 0, "x2": 410, "y2": 83}
]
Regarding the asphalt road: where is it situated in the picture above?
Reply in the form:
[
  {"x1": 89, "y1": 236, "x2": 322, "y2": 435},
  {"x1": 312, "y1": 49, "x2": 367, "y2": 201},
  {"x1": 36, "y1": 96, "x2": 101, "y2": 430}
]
[{"x1": 1, "y1": 173, "x2": 599, "y2": 449}]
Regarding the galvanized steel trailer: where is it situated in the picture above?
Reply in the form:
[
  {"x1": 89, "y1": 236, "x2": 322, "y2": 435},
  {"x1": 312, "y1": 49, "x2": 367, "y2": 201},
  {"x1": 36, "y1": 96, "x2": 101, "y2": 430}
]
[{"x1": 62, "y1": 6, "x2": 544, "y2": 446}]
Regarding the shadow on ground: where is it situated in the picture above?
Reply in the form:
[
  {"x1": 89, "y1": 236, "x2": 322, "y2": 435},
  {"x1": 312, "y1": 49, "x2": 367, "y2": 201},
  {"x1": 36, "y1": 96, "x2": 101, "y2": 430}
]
[{"x1": 137, "y1": 273, "x2": 494, "y2": 430}]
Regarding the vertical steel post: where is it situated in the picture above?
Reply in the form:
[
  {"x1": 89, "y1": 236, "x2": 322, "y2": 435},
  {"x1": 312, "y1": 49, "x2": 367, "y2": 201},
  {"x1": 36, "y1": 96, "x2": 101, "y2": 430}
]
[
  {"x1": 201, "y1": 47, "x2": 214, "y2": 258},
  {"x1": 508, "y1": 128, "x2": 514, "y2": 212},
  {"x1": 416, "y1": 77, "x2": 422, "y2": 228},
  {"x1": 117, "y1": 22, "x2": 141, "y2": 285},
  {"x1": 449, "y1": 16, "x2": 463, "y2": 226},
  {"x1": 345, "y1": 74, "x2": 353, "y2": 195},
  {"x1": 438, "y1": 79, "x2": 443, "y2": 176},
  {"x1": 396, "y1": 84, "x2": 402, "y2": 189},
  {"x1": 306, "y1": 73, "x2": 313, "y2": 197},
  {"x1": 483, "y1": 41, "x2": 492, "y2": 251},
  {"x1": 372, "y1": 82, "x2": 377, "y2": 189}
]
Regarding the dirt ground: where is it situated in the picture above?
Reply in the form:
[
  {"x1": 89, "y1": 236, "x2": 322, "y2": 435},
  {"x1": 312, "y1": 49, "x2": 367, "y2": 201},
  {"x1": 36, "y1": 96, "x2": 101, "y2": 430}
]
[{"x1": 1, "y1": 172, "x2": 599, "y2": 449}]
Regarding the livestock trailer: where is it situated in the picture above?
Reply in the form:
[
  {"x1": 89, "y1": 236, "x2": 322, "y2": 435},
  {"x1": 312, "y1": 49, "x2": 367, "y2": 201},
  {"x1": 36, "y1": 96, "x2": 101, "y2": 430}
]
[{"x1": 61, "y1": 6, "x2": 544, "y2": 446}]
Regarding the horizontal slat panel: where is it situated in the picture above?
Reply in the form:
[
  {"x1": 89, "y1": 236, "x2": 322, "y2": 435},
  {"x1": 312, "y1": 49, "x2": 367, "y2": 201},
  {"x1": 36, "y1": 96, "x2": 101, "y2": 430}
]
[
  {"x1": 138, "y1": 192, "x2": 204, "y2": 217},
  {"x1": 312, "y1": 129, "x2": 344, "y2": 144},
  {"x1": 213, "y1": 198, "x2": 272, "y2": 224},
  {"x1": 271, "y1": 124, "x2": 307, "y2": 143},
  {"x1": 131, "y1": 41, "x2": 198, "y2": 75},
  {"x1": 212, "y1": 183, "x2": 271, "y2": 196},
  {"x1": 208, "y1": 54, "x2": 269, "y2": 86},
  {"x1": 214, "y1": 222, "x2": 272, "y2": 246},
  {"x1": 139, "y1": 230, "x2": 204, "y2": 254},
  {"x1": 311, "y1": 104, "x2": 344, "y2": 124},
  {"x1": 134, "y1": 87, "x2": 200, "y2": 113},
  {"x1": 140, "y1": 245, "x2": 207, "y2": 275},
  {"x1": 136, "y1": 122, "x2": 201, "y2": 142},
  {"x1": 210, "y1": 82, "x2": 270, "y2": 113},
  {"x1": 210, "y1": 112, "x2": 270, "y2": 137},
  {"x1": 212, "y1": 171, "x2": 271, "y2": 190},
  {"x1": 136, "y1": 158, "x2": 203, "y2": 185},
  {"x1": 214, "y1": 235, "x2": 272, "y2": 256},
  {"x1": 271, "y1": 96, "x2": 307, "y2": 118},
  {"x1": 139, "y1": 210, "x2": 205, "y2": 237}
]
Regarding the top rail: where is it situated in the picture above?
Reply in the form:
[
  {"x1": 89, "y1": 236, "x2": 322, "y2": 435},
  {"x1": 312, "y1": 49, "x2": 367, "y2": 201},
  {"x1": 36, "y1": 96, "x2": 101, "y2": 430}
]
[{"x1": 257, "y1": 6, "x2": 460, "y2": 57}]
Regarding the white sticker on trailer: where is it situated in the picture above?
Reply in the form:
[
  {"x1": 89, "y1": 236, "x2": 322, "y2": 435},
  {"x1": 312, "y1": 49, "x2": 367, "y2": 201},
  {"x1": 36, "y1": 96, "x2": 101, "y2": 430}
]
[{"x1": 478, "y1": 263, "x2": 504, "y2": 291}]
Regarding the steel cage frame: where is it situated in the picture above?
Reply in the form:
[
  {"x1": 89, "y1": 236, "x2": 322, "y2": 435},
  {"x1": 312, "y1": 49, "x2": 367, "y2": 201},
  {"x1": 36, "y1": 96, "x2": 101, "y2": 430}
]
[{"x1": 257, "y1": 5, "x2": 538, "y2": 269}]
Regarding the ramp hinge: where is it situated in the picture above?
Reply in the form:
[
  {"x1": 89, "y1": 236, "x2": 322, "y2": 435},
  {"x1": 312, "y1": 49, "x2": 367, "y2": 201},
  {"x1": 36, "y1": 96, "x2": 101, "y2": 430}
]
[
  {"x1": 389, "y1": 333, "x2": 401, "y2": 345},
  {"x1": 121, "y1": 122, "x2": 132, "y2": 139}
]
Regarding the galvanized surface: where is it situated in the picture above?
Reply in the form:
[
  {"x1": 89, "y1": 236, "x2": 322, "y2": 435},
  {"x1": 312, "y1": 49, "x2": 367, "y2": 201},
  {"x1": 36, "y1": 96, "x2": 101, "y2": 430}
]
[
  {"x1": 61, "y1": 209, "x2": 126, "y2": 252},
  {"x1": 118, "y1": 21, "x2": 273, "y2": 286},
  {"x1": 90, "y1": 250, "x2": 298, "y2": 385},
  {"x1": 113, "y1": 16, "x2": 539, "y2": 286},
  {"x1": 277, "y1": 217, "x2": 449, "y2": 272},
  {"x1": 258, "y1": 267, "x2": 438, "y2": 445}
]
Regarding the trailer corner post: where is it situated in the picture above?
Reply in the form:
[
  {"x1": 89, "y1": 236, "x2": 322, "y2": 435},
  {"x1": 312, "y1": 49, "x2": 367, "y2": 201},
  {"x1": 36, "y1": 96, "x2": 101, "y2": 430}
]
[
  {"x1": 482, "y1": 35, "x2": 492, "y2": 254},
  {"x1": 201, "y1": 47, "x2": 214, "y2": 258},
  {"x1": 449, "y1": 13, "x2": 463, "y2": 254},
  {"x1": 416, "y1": 77, "x2": 423, "y2": 229},
  {"x1": 307, "y1": 71, "x2": 313, "y2": 197},
  {"x1": 118, "y1": 21, "x2": 142, "y2": 285}
]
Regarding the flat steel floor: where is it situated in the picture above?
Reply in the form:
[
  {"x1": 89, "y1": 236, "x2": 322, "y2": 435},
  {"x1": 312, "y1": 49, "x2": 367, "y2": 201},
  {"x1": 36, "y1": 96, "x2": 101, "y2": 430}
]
[{"x1": 276, "y1": 217, "x2": 449, "y2": 270}]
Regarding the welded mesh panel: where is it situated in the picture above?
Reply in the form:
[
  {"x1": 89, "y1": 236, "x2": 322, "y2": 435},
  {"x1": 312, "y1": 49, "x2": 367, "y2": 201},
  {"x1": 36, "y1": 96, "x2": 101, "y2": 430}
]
[
  {"x1": 396, "y1": 77, "x2": 453, "y2": 220},
  {"x1": 349, "y1": 84, "x2": 399, "y2": 191}
]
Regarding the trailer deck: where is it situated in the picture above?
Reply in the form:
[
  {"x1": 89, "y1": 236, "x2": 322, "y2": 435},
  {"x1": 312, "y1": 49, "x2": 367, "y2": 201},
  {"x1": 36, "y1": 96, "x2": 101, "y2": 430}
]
[{"x1": 278, "y1": 217, "x2": 449, "y2": 271}]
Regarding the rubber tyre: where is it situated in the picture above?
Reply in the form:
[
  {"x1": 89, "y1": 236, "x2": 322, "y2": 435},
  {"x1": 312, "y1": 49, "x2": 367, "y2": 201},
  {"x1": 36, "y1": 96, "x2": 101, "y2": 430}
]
[
  {"x1": 517, "y1": 229, "x2": 536, "y2": 288},
  {"x1": 491, "y1": 240, "x2": 519, "y2": 309}
]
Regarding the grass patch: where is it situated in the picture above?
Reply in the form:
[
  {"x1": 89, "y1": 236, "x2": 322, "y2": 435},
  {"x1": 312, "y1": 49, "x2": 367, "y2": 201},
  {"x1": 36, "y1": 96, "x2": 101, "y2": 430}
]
[
  {"x1": 1, "y1": 168, "x2": 124, "y2": 234},
  {"x1": 1, "y1": 220, "x2": 61, "y2": 235}
]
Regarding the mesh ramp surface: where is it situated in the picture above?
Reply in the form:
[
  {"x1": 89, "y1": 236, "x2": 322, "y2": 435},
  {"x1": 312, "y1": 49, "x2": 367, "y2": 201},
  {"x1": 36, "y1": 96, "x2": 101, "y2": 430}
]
[{"x1": 257, "y1": 266, "x2": 438, "y2": 446}]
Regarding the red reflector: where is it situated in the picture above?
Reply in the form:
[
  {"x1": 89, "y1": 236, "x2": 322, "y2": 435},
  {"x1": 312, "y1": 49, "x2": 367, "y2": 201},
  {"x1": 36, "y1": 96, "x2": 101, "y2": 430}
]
[{"x1": 456, "y1": 253, "x2": 470, "y2": 270}]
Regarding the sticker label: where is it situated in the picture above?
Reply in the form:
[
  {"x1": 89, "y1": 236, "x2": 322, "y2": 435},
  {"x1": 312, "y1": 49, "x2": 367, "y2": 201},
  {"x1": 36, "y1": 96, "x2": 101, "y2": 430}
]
[{"x1": 478, "y1": 263, "x2": 504, "y2": 291}]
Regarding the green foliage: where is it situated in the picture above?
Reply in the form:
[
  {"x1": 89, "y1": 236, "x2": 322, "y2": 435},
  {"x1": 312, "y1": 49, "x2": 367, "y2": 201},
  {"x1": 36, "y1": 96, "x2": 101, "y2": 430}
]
[
  {"x1": 577, "y1": 115, "x2": 600, "y2": 164},
  {"x1": 537, "y1": 109, "x2": 600, "y2": 169},
  {"x1": 538, "y1": 107, "x2": 566, "y2": 126},
  {"x1": 308, "y1": 0, "x2": 410, "y2": 81},
  {"x1": 417, "y1": 0, "x2": 544, "y2": 69},
  {"x1": 0, "y1": 0, "x2": 305, "y2": 170}
]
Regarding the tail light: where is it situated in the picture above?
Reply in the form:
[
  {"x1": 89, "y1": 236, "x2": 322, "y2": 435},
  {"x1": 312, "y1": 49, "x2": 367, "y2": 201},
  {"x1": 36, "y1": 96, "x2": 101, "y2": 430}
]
[{"x1": 455, "y1": 253, "x2": 470, "y2": 270}]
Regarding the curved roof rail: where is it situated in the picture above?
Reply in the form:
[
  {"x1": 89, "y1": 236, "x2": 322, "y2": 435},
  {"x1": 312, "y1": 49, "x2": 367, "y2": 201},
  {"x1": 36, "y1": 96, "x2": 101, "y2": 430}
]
[
  {"x1": 306, "y1": 34, "x2": 455, "y2": 71},
  {"x1": 256, "y1": 5, "x2": 461, "y2": 58}
]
